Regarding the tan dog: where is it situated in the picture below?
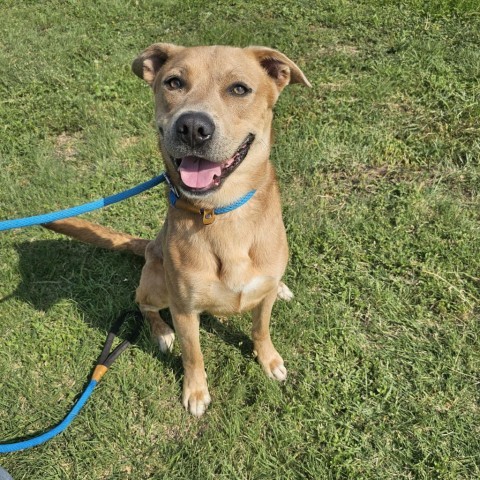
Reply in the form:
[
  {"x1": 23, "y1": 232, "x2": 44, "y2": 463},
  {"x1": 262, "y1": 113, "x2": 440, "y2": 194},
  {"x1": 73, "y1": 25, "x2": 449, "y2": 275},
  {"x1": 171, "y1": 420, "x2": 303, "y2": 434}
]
[{"x1": 46, "y1": 44, "x2": 310, "y2": 416}]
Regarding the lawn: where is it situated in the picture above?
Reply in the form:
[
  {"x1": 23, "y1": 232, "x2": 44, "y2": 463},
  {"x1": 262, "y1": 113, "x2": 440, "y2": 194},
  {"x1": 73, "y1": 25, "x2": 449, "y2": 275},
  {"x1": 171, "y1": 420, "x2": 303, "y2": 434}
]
[{"x1": 0, "y1": 0, "x2": 479, "y2": 478}]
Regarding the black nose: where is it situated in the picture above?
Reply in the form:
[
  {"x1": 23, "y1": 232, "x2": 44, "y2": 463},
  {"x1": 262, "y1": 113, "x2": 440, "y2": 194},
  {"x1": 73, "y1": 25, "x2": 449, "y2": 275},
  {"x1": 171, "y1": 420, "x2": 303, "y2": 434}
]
[{"x1": 174, "y1": 111, "x2": 215, "y2": 148}]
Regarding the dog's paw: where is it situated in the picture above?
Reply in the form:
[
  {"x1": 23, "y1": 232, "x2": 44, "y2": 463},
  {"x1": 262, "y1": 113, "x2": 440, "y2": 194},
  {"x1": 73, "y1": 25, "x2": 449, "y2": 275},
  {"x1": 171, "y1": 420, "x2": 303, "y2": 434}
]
[
  {"x1": 254, "y1": 346, "x2": 287, "y2": 382},
  {"x1": 270, "y1": 362, "x2": 287, "y2": 381},
  {"x1": 277, "y1": 282, "x2": 294, "y2": 301},
  {"x1": 156, "y1": 327, "x2": 175, "y2": 353},
  {"x1": 264, "y1": 357, "x2": 287, "y2": 382},
  {"x1": 145, "y1": 310, "x2": 175, "y2": 353},
  {"x1": 182, "y1": 374, "x2": 211, "y2": 417}
]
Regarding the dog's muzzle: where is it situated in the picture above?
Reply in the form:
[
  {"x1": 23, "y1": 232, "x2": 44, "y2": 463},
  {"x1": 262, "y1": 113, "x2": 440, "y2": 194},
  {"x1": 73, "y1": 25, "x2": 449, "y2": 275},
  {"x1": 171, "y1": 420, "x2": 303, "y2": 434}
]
[{"x1": 171, "y1": 133, "x2": 255, "y2": 194}]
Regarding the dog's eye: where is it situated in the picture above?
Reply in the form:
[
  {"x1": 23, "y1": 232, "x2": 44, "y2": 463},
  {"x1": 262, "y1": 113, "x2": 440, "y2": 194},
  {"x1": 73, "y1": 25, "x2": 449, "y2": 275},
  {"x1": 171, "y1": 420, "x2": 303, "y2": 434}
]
[
  {"x1": 164, "y1": 77, "x2": 184, "y2": 90},
  {"x1": 229, "y1": 83, "x2": 251, "y2": 97}
]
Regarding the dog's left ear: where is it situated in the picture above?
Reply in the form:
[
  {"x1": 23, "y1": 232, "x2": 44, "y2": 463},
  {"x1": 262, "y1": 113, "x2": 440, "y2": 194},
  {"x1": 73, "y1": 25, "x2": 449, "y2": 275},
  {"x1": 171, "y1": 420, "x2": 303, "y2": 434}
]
[{"x1": 246, "y1": 47, "x2": 311, "y2": 91}]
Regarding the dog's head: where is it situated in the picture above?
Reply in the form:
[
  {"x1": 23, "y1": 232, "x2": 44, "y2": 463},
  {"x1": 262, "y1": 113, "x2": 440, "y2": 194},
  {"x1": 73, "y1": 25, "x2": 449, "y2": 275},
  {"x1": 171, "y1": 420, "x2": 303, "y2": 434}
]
[{"x1": 132, "y1": 44, "x2": 310, "y2": 201}]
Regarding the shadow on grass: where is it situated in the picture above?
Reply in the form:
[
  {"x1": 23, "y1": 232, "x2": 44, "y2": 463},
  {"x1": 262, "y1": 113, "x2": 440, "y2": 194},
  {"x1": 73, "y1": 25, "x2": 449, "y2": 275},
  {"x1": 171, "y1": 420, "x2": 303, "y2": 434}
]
[{"x1": 9, "y1": 239, "x2": 253, "y2": 360}]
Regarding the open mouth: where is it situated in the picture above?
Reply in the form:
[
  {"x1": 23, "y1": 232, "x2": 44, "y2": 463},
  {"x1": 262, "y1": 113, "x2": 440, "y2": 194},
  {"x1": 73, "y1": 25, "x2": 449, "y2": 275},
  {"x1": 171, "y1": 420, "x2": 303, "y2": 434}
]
[{"x1": 172, "y1": 134, "x2": 255, "y2": 193}]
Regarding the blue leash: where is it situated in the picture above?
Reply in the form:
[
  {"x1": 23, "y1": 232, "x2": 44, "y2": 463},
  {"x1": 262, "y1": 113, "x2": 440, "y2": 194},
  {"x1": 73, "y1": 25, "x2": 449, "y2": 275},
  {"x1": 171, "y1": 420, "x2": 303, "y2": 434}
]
[
  {"x1": 0, "y1": 310, "x2": 142, "y2": 454},
  {"x1": 0, "y1": 381, "x2": 97, "y2": 454},
  {"x1": 0, "y1": 173, "x2": 167, "y2": 232},
  {"x1": 1, "y1": 172, "x2": 256, "y2": 231}
]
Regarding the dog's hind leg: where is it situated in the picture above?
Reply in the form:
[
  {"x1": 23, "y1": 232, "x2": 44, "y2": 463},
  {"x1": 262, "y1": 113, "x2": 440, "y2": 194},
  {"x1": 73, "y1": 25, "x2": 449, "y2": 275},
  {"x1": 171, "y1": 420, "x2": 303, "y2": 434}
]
[
  {"x1": 143, "y1": 310, "x2": 175, "y2": 353},
  {"x1": 252, "y1": 289, "x2": 287, "y2": 381},
  {"x1": 136, "y1": 241, "x2": 174, "y2": 353}
]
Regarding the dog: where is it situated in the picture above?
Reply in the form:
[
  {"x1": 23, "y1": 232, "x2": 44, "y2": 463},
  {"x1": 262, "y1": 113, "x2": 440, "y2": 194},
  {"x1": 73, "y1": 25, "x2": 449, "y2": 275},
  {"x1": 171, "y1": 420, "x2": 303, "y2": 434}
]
[{"x1": 45, "y1": 44, "x2": 310, "y2": 416}]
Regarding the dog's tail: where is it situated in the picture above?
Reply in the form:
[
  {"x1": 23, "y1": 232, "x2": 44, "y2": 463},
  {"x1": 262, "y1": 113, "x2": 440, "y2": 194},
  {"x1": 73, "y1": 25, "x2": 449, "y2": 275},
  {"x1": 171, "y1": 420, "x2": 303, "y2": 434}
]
[{"x1": 44, "y1": 218, "x2": 149, "y2": 257}]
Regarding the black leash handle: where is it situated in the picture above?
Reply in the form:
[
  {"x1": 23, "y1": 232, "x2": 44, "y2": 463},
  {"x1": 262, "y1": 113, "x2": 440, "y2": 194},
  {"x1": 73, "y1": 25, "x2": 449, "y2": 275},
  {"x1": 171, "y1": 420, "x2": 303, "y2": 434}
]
[
  {"x1": 96, "y1": 310, "x2": 143, "y2": 368},
  {"x1": 91, "y1": 309, "x2": 143, "y2": 382}
]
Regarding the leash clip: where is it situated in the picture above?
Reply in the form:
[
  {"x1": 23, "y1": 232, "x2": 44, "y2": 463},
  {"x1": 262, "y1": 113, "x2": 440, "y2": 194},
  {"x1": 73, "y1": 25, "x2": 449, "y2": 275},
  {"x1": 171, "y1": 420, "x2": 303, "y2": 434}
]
[
  {"x1": 164, "y1": 172, "x2": 180, "y2": 198},
  {"x1": 201, "y1": 209, "x2": 215, "y2": 225}
]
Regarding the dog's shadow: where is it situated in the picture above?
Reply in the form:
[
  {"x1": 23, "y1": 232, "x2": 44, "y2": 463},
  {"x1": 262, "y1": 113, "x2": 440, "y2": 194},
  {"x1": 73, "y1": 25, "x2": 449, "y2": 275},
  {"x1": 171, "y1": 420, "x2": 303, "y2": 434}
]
[{"x1": 9, "y1": 239, "x2": 253, "y2": 366}]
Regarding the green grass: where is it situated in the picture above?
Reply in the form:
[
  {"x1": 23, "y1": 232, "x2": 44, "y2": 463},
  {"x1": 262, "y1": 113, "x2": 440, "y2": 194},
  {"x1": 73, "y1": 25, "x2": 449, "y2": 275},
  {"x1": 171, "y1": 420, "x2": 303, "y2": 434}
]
[{"x1": 1, "y1": 0, "x2": 479, "y2": 478}]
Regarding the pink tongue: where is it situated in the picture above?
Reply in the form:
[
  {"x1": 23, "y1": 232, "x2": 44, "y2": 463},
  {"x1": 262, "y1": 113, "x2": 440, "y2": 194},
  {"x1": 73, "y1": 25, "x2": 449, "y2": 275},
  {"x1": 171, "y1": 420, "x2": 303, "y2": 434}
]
[{"x1": 179, "y1": 156, "x2": 222, "y2": 189}]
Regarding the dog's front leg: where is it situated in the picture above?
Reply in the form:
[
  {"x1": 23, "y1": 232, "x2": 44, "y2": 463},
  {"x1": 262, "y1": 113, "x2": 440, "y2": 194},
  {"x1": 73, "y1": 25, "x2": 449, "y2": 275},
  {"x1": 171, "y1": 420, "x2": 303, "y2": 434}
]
[
  {"x1": 252, "y1": 289, "x2": 287, "y2": 381},
  {"x1": 172, "y1": 310, "x2": 211, "y2": 417}
]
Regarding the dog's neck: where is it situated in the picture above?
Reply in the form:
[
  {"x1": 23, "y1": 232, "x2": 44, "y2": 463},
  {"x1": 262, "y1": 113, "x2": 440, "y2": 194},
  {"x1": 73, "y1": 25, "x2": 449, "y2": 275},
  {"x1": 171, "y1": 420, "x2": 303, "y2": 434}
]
[
  {"x1": 164, "y1": 157, "x2": 277, "y2": 224},
  {"x1": 167, "y1": 188, "x2": 257, "y2": 225}
]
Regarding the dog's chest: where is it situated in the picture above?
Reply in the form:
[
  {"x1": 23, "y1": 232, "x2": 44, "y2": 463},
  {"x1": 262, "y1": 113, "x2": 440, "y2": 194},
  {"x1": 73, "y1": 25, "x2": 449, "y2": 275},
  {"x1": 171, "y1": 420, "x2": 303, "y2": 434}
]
[
  {"x1": 167, "y1": 223, "x2": 260, "y2": 291},
  {"x1": 216, "y1": 252, "x2": 256, "y2": 291}
]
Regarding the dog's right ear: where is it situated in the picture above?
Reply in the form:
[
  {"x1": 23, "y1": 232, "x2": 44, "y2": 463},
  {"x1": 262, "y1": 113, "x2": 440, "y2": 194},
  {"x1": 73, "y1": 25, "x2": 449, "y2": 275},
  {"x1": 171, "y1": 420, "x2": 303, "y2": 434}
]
[{"x1": 132, "y1": 43, "x2": 183, "y2": 86}]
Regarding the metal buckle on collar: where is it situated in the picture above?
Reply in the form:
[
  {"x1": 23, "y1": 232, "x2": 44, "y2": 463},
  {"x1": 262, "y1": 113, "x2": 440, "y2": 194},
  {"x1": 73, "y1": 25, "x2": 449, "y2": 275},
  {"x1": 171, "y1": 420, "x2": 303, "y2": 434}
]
[{"x1": 201, "y1": 209, "x2": 215, "y2": 225}]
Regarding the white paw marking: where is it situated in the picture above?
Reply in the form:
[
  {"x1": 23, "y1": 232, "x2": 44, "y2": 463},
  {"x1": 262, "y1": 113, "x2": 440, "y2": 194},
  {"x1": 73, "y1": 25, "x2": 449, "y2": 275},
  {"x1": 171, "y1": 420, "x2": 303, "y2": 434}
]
[
  {"x1": 277, "y1": 282, "x2": 294, "y2": 301},
  {"x1": 156, "y1": 328, "x2": 175, "y2": 353},
  {"x1": 271, "y1": 364, "x2": 287, "y2": 382},
  {"x1": 183, "y1": 388, "x2": 211, "y2": 417}
]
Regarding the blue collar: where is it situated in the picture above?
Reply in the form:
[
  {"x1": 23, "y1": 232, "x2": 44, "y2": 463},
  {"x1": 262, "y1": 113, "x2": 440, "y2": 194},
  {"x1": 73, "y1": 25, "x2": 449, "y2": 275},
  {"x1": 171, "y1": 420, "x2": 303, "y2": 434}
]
[{"x1": 168, "y1": 188, "x2": 256, "y2": 225}]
